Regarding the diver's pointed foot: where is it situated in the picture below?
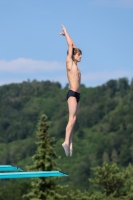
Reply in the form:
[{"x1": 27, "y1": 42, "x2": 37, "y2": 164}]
[
  {"x1": 70, "y1": 148, "x2": 73, "y2": 156},
  {"x1": 69, "y1": 143, "x2": 73, "y2": 156},
  {"x1": 62, "y1": 143, "x2": 69, "y2": 156}
]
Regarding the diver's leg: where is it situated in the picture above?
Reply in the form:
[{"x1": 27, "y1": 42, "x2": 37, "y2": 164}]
[
  {"x1": 69, "y1": 101, "x2": 80, "y2": 156},
  {"x1": 62, "y1": 97, "x2": 78, "y2": 156}
]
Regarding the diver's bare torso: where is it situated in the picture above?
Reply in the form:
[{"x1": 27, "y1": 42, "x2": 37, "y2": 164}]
[{"x1": 66, "y1": 61, "x2": 81, "y2": 93}]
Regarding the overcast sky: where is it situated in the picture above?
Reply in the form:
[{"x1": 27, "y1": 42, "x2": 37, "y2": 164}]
[{"x1": 0, "y1": 0, "x2": 133, "y2": 87}]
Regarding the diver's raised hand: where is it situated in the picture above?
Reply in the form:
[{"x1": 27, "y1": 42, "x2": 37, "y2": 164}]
[{"x1": 59, "y1": 25, "x2": 67, "y2": 36}]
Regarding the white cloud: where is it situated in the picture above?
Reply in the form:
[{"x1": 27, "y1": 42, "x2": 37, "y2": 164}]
[
  {"x1": 89, "y1": 0, "x2": 133, "y2": 8},
  {"x1": 0, "y1": 58, "x2": 64, "y2": 73}
]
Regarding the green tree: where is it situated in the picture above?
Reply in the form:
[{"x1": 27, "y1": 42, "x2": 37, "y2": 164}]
[
  {"x1": 106, "y1": 79, "x2": 118, "y2": 97},
  {"x1": 89, "y1": 163, "x2": 133, "y2": 199},
  {"x1": 0, "y1": 180, "x2": 31, "y2": 200},
  {"x1": 58, "y1": 186, "x2": 89, "y2": 200},
  {"x1": 111, "y1": 149, "x2": 118, "y2": 163},
  {"x1": 23, "y1": 114, "x2": 65, "y2": 200},
  {"x1": 118, "y1": 78, "x2": 129, "y2": 97},
  {"x1": 102, "y1": 152, "x2": 110, "y2": 163}
]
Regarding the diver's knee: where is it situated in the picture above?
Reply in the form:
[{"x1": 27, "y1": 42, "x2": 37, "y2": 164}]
[{"x1": 69, "y1": 116, "x2": 76, "y2": 125}]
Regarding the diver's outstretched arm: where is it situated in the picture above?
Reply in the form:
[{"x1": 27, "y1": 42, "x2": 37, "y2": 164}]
[{"x1": 59, "y1": 25, "x2": 76, "y2": 60}]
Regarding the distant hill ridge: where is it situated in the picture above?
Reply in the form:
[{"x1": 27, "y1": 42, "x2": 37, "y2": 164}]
[{"x1": 0, "y1": 77, "x2": 133, "y2": 189}]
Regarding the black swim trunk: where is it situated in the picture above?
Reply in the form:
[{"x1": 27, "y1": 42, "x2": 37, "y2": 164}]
[{"x1": 66, "y1": 90, "x2": 80, "y2": 103}]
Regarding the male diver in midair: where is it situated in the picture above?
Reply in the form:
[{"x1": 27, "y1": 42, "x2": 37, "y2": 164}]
[{"x1": 59, "y1": 25, "x2": 82, "y2": 156}]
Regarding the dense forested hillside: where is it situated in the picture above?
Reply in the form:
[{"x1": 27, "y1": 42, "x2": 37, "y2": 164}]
[{"x1": 0, "y1": 77, "x2": 133, "y2": 191}]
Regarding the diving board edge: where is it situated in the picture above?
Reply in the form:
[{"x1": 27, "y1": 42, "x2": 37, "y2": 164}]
[
  {"x1": 0, "y1": 165, "x2": 23, "y2": 171},
  {"x1": 0, "y1": 171, "x2": 68, "y2": 179}
]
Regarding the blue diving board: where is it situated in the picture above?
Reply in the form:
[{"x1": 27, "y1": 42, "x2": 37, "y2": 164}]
[
  {"x1": 0, "y1": 165, "x2": 23, "y2": 171},
  {"x1": 0, "y1": 171, "x2": 68, "y2": 179}
]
